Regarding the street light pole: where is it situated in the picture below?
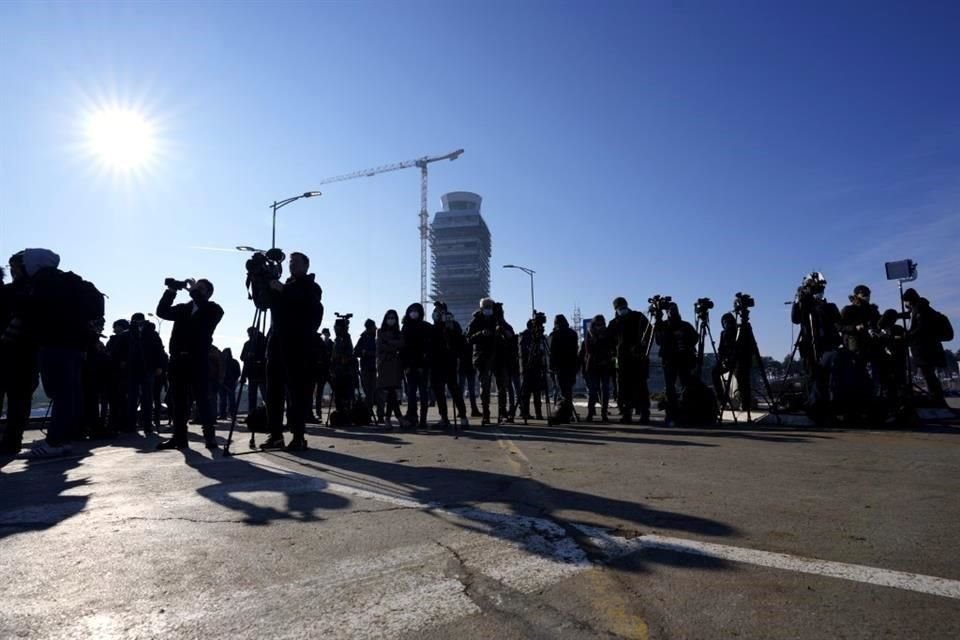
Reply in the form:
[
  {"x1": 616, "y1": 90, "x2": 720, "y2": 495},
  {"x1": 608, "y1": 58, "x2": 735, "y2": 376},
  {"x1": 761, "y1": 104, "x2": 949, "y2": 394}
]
[
  {"x1": 503, "y1": 264, "x2": 536, "y2": 318},
  {"x1": 270, "y1": 191, "x2": 322, "y2": 249}
]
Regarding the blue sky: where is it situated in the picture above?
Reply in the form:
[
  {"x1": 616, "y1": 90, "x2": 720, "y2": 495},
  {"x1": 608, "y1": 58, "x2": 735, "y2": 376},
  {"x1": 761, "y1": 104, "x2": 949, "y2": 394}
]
[{"x1": 1, "y1": 1, "x2": 958, "y2": 358}]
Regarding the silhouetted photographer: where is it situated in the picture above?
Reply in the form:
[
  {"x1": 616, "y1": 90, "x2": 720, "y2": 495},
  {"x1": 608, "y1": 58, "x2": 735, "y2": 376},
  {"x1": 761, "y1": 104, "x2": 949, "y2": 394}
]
[
  {"x1": 260, "y1": 251, "x2": 324, "y2": 451},
  {"x1": 155, "y1": 277, "x2": 223, "y2": 451}
]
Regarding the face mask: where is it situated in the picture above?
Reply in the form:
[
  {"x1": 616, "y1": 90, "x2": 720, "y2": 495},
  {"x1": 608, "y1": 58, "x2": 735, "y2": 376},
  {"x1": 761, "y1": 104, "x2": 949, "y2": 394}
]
[
  {"x1": 408, "y1": 311, "x2": 420, "y2": 320},
  {"x1": 386, "y1": 318, "x2": 397, "y2": 327},
  {"x1": 433, "y1": 312, "x2": 442, "y2": 322},
  {"x1": 617, "y1": 307, "x2": 629, "y2": 317},
  {"x1": 813, "y1": 292, "x2": 825, "y2": 301},
  {"x1": 482, "y1": 308, "x2": 493, "y2": 317}
]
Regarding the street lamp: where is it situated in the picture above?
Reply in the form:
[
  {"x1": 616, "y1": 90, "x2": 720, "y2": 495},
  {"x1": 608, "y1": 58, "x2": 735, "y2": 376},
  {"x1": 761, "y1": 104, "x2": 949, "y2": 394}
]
[
  {"x1": 503, "y1": 264, "x2": 536, "y2": 318},
  {"x1": 270, "y1": 191, "x2": 321, "y2": 249},
  {"x1": 146, "y1": 312, "x2": 163, "y2": 331}
]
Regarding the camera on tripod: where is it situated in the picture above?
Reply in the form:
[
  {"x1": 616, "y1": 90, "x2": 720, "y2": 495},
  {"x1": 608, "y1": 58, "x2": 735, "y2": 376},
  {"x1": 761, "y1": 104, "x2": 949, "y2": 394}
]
[
  {"x1": 733, "y1": 292, "x2": 755, "y2": 317},
  {"x1": 245, "y1": 248, "x2": 286, "y2": 311},
  {"x1": 531, "y1": 310, "x2": 547, "y2": 329},
  {"x1": 334, "y1": 312, "x2": 354, "y2": 332},
  {"x1": 648, "y1": 294, "x2": 672, "y2": 320},
  {"x1": 164, "y1": 277, "x2": 195, "y2": 291},
  {"x1": 694, "y1": 297, "x2": 714, "y2": 320}
]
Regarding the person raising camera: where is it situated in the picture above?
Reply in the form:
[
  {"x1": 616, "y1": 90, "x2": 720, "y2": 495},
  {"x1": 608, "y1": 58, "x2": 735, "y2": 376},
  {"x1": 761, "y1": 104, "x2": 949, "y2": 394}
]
[
  {"x1": 155, "y1": 277, "x2": 223, "y2": 451},
  {"x1": 260, "y1": 251, "x2": 324, "y2": 451}
]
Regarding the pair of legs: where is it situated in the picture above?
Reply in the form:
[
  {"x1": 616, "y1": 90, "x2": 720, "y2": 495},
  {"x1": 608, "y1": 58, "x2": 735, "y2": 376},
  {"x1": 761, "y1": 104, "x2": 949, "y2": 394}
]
[
  {"x1": 585, "y1": 370, "x2": 611, "y2": 420},
  {"x1": 477, "y1": 366, "x2": 508, "y2": 423}
]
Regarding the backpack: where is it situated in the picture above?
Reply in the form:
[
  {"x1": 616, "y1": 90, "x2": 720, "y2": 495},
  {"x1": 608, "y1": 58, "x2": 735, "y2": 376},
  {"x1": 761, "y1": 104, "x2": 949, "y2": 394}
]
[
  {"x1": 678, "y1": 378, "x2": 718, "y2": 426},
  {"x1": 932, "y1": 310, "x2": 954, "y2": 342}
]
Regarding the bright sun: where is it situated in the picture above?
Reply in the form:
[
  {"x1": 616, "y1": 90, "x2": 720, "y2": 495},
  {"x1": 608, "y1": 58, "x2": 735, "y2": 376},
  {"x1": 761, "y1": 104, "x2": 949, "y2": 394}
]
[{"x1": 85, "y1": 107, "x2": 156, "y2": 171}]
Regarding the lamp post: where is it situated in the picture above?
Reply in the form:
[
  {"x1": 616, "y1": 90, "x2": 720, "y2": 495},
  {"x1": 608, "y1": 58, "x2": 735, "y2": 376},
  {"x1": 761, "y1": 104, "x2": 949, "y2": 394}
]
[
  {"x1": 503, "y1": 264, "x2": 536, "y2": 318},
  {"x1": 270, "y1": 191, "x2": 321, "y2": 249}
]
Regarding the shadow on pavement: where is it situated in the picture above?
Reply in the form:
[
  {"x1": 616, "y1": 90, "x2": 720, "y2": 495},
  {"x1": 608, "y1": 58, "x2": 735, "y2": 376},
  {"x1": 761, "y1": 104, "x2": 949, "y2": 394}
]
[
  {"x1": 275, "y1": 447, "x2": 737, "y2": 571},
  {"x1": 182, "y1": 447, "x2": 350, "y2": 525},
  {"x1": 0, "y1": 453, "x2": 89, "y2": 541}
]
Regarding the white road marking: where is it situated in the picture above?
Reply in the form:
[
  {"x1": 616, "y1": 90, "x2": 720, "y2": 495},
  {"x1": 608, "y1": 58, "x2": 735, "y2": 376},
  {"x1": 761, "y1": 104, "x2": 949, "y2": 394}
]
[{"x1": 311, "y1": 467, "x2": 960, "y2": 601}]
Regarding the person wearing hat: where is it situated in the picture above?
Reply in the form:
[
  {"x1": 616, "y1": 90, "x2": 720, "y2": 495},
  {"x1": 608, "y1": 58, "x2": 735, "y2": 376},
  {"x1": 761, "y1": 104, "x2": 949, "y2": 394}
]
[{"x1": 606, "y1": 296, "x2": 651, "y2": 424}]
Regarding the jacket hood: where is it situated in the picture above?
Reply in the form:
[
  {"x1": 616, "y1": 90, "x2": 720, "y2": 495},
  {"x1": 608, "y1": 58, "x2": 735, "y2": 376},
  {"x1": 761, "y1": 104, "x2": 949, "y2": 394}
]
[
  {"x1": 404, "y1": 303, "x2": 425, "y2": 321},
  {"x1": 23, "y1": 248, "x2": 60, "y2": 276}
]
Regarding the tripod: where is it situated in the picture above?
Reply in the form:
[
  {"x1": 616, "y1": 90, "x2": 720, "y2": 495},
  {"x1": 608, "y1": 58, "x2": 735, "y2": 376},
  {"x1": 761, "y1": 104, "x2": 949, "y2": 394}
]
[
  {"x1": 694, "y1": 311, "x2": 739, "y2": 425},
  {"x1": 223, "y1": 306, "x2": 269, "y2": 457},
  {"x1": 722, "y1": 309, "x2": 780, "y2": 424}
]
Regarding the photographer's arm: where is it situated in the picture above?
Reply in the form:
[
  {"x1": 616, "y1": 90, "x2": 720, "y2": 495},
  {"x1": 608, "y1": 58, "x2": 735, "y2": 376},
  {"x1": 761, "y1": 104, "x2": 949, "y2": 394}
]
[{"x1": 156, "y1": 289, "x2": 180, "y2": 322}]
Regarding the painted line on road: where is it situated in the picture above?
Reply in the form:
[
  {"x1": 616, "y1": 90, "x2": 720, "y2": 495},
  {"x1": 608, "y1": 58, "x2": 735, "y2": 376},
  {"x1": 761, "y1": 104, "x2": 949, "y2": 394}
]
[{"x1": 243, "y1": 460, "x2": 960, "y2": 602}]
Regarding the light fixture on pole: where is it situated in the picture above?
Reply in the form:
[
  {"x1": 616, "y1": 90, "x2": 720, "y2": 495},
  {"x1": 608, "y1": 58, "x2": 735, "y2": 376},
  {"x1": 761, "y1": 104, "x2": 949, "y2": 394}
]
[
  {"x1": 270, "y1": 191, "x2": 321, "y2": 249},
  {"x1": 503, "y1": 264, "x2": 536, "y2": 318}
]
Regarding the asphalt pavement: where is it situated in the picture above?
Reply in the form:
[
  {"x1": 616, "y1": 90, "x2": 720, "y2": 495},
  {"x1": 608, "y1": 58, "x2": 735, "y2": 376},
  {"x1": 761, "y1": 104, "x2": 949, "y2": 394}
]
[{"x1": 2, "y1": 403, "x2": 959, "y2": 640}]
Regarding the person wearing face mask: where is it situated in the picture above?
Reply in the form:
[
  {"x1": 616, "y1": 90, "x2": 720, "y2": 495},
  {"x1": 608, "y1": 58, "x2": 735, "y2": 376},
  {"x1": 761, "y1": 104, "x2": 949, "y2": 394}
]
[
  {"x1": 606, "y1": 297, "x2": 651, "y2": 424},
  {"x1": 376, "y1": 309, "x2": 405, "y2": 428},
  {"x1": 467, "y1": 298, "x2": 509, "y2": 425},
  {"x1": 792, "y1": 272, "x2": 841, "y2": 422},
  {"x1": 154, "y1": 277, "x2": 223, "y2": 451},
  {"x1": 579, "y1": 314, "x2": 614, "y2": 422},
  {"x1": 260, "y1": 252, "x2": 324, "y2": 451},
  {"x1": 428, "y1": 303, "x2": 469, "y2": 432},
  {"x1": 400, "y1": 302, "x2": 432, "y2": 429}
]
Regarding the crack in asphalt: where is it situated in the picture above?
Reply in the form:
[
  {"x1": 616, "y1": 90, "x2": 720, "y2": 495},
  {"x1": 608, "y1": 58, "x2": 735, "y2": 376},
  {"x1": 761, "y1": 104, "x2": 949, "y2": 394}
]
[{"x1": 435, "y1": 539, "x2": 621, "y2": 639}]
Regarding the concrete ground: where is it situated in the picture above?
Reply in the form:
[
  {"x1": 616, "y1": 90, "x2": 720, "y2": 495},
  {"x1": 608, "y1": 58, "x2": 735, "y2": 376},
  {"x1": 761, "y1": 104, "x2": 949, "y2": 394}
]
[{"x1": 2, "y1": 403, "x2": 960, "y2": 640}]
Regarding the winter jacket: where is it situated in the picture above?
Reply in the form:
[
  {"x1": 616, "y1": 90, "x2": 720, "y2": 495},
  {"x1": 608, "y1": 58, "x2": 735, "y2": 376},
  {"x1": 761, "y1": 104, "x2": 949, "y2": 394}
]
[
  {"x1": 580, "y1": 328, "x2": 615, "y2": 375},
  {"x1": 607, "y1": 309, "x2": 650, "y2": 364},
  {"x1": 466, "y1": 311, "x2": 501, "y2": 370},
  {"x1": 549, "y1": 326, "x2": 579, "y2": 375},
  {"x1": 353, "y1": 331, "x2": 378, "y2": 373},
  {"x1": 267, "y1": 273, "x2": 324, "y2": 353},
  {"x1": 907, "y1": 299, "x2": 947, "y2": 368},
  {"x1": 400, "y1": 303, "x2": 431, "y2": 370},
  {"x1": 156, "y1": 290, "x2": 223, "y2": 359},
  {"x1": 376, "y1": 327, "x2": 404, "y2": 389}
]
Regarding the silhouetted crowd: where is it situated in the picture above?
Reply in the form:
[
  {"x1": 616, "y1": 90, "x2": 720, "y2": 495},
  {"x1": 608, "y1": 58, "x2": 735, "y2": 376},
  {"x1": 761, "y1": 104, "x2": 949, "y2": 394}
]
[{"x1": 1, "y1": 249, "x2": 955, "y2": 459}]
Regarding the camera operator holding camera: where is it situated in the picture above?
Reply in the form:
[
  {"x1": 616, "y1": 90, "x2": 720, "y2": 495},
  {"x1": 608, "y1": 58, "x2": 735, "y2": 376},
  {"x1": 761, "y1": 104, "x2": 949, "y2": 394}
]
[
  {"x1": 607, "y1": 297, "x2": 651, "y2": 424},
  {"x1": 155, "y1": 277, "x2": 223, "y2": 451},
  {"x1": 260, "y1": 251, "x2": 324, "y2": 451}
]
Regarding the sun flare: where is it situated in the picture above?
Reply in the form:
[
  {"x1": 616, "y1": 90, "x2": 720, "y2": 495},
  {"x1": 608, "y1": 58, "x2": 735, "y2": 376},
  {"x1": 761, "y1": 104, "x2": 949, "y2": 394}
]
[{"x1": 84, "y1": 107, "x2": 157, "y2": 171}]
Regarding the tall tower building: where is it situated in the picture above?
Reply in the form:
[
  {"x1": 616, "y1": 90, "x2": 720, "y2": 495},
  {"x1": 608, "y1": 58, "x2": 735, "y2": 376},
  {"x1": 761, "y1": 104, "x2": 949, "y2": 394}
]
[{"x1": 430, "y1": 191, "x2": 491, "y2": 327}]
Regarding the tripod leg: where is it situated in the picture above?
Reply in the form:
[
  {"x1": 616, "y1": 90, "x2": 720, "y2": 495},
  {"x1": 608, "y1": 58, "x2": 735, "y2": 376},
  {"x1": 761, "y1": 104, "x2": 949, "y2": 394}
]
[
  {"x1": 706, "y1": 322, "x2": 738, "y2": 425},
  {"x1": 223, "y1": 378, "x2": 247, "y2": 457}
]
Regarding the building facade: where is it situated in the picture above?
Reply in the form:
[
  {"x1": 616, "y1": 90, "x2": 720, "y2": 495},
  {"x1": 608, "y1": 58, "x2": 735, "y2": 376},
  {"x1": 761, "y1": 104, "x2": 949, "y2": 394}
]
[{"x1": 430, "y1": 191, "x2": 491, "y2": 328}]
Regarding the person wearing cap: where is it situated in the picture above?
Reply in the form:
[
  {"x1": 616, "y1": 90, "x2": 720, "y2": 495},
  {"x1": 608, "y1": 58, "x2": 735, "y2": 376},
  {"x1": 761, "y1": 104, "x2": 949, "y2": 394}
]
[{"x1": 606, "y1": 296, "x2": 651, "y2": 424}]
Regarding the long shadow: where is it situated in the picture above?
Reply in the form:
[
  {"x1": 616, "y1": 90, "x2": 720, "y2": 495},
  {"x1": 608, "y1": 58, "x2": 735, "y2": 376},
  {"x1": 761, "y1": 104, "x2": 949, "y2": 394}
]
[
  {"x1": 181, "y1": 447, "x2": 350, "y2": 525},
  {"x1": 276, "y1": 447, "x2": 737, "y2": 567},
  {"x1": 0, "y1": 453, "x2": 89, "y2": 541},
  {"x1": 462, "y1": 426, "x2": 718, "y2": 448}
]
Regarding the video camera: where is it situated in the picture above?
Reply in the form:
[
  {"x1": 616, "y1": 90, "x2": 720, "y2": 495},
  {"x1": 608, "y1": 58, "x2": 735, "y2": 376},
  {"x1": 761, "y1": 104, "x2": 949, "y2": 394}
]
[
  {"x1": 164, "y1": 277, "x2": 195, "y2": 291},
  {"x1": 245, "y1": 248, "x2": 286, "y2": 311},
  {"x1": 734, "y1": 292, "x2": 754, "y2": 313},
  {"x1": 334, "y1": 312, "x2": 353, "y2": 334},
  {"x1": 694, "y1": 297, "x2": 714, "y2": 320},
  {"x1": 648, "y1": 294, "x2": 672, "y2": 320}
]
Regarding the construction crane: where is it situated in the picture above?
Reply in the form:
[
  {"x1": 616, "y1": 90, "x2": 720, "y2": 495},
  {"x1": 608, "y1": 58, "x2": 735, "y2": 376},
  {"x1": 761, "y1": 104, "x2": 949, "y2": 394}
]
[{"x1": 315, "y1": 148, "x2": 464, "y2": 305}]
